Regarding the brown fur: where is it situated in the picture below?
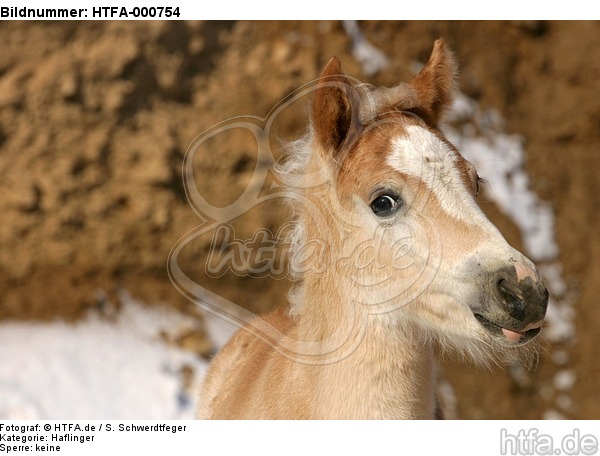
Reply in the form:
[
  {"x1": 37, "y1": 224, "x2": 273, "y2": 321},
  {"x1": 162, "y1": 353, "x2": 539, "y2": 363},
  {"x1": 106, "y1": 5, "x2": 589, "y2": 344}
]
[
  {"x1": 312, "y1": 57, "x2": 361, "y2": 156},
  {"x1": 405, "y1": 39, "x2": 458, "y2": 127}
]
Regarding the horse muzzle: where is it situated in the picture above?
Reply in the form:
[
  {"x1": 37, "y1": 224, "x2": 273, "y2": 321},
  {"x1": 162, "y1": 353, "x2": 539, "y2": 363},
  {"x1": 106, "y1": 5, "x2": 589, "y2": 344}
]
[{"x1": 471, "y1": 261, "x2": 549, "y2": 345}]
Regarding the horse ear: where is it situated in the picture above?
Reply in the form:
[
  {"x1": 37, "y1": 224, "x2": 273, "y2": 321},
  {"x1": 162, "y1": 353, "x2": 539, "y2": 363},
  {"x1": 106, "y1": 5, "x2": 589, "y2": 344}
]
[
  {"x1": 407, "y1": 39, "x2": 458, "y2": 127},
  {"x1": 312, "y1": 57, "x2": 360, "y2": 158}
]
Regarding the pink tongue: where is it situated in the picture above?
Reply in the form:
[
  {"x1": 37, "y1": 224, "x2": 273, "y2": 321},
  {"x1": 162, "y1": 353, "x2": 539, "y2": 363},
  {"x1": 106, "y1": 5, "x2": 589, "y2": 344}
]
[{"x1": 502, "y1": 328, "x2": 523, "y2": 342}]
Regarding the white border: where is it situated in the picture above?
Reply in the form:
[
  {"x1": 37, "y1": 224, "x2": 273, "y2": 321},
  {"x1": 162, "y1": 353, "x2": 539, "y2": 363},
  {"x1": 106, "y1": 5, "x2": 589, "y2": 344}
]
[
  {"x1": 1, "y1": 1, "x2": 597, "y2": 20},
  {"x1": 1, "y1": 420, "x2": 599, "y2": 456}
]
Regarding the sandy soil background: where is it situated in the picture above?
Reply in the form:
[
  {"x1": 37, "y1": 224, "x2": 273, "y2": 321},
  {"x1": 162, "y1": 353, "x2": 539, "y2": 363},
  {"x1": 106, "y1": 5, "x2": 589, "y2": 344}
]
[{"x1": 0, "y1": 21, "x2": 598, "y2": 419}]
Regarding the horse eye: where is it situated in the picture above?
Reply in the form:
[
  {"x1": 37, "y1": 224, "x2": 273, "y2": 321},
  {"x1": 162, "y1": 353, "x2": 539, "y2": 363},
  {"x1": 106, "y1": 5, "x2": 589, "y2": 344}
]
[
  {"x1": 475, "y1": 175, "x2": 485, "y2": 197},
  {"x1": 370, "y1": 194, "x2": 402, "y2": 217}
]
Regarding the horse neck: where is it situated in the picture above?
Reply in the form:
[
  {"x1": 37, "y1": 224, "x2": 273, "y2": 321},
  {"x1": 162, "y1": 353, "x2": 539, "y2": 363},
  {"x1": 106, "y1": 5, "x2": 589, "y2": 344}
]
[{"x1": 293, "y1": 257, "x2": 437, "y2": 418}]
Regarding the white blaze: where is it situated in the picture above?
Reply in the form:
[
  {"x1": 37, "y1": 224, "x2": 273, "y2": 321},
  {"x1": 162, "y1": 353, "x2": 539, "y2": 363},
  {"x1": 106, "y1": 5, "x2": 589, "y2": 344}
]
[{"x1": 387, "y1": 125, "x2": 499, "y2": 237}]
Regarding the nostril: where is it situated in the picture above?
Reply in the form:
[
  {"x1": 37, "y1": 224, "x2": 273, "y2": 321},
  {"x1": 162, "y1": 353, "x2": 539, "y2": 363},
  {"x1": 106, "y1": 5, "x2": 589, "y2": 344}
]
[{"x1": 497, "y1": 279, "x2": 526, "y2": 320}]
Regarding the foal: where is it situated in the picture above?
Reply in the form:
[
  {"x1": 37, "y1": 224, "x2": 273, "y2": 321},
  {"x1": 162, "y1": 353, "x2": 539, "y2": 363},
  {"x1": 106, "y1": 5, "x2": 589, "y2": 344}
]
[{"x1": 198, "y1": 40, "x2": 548, "y2": 419}]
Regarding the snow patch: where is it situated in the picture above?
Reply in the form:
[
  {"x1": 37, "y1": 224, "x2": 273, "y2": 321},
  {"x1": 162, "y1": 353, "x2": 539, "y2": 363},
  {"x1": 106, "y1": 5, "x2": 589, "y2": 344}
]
[
  {"x1": 553, "y1": 370, "x2": 576, "y2": 392},
  {"x1": 544, "y1": 300, "x2": 576, "y2": 344},
  {"x1": 343, "y1": 21, "x2": 389, "y2": 77},
  {"x1": 0, "y1": 295, "x2": 209, "y2": 420},
  {"x1": 543, "y1": 409, "x2": 567, "y2": 420},
  {"x1": 552, "y1": 350, "x2": 569, "y2": 366}
]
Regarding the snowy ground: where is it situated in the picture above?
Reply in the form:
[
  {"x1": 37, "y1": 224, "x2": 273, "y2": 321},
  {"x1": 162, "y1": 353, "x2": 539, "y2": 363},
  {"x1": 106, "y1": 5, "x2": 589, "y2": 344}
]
[{"x1": 0, "y1": 293, "x2": 239, "y2": 420}]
